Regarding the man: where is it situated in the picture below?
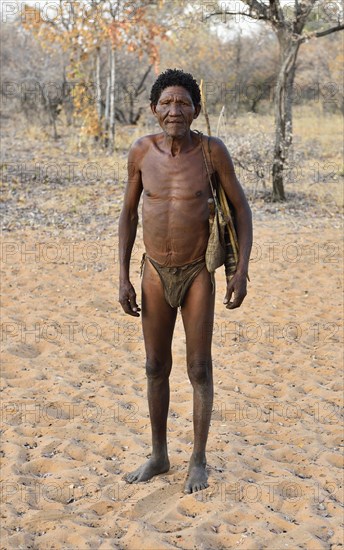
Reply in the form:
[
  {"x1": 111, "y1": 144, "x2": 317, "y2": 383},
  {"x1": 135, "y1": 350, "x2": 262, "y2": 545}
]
[{"x1": 118, "y1": 69, "x2": 252, "y2": 494}]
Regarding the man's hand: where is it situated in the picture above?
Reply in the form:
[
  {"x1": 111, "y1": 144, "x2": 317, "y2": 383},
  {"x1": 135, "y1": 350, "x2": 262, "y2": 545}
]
[
  {"x1": 119, "y1": 280, "x2": 141, "y2": 317},
  {"x1": 223, "y1": 272, "x2": 247, "y2": 310}
]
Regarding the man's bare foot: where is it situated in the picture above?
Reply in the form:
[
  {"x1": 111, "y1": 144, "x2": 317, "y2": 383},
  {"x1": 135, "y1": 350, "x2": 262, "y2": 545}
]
[
  {"x1": 184, "y1": 462, "x2": 209, "y2": 493},
  {"x1": 125, "y1": 456, "x2": 170, "y2": 483}
]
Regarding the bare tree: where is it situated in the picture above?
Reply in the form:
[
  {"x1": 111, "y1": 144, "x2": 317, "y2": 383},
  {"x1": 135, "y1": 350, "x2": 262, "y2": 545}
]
[
  {"x1": 114, "y1": 63, "x2": 153, "y2": 124},
  {"x1": 206, "y1": 0, "x2": 344, "y2": 200},
  {"x1": 109, "y1": 45, "x2": 116, "y2": 148}
]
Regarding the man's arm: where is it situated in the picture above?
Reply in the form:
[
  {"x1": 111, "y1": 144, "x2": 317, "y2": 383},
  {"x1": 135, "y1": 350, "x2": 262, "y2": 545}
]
[
  {"x1": 209, "y1": 137, "x2": 253, "y2": 309},
  {"x1": 118, "y1": 140, "x2": 144, "y2": 316}
]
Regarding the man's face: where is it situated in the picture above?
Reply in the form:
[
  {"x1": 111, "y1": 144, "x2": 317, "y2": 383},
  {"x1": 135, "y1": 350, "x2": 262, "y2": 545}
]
[{"x1": 151, "y1": 85, "x2": 201, "y2": 138}]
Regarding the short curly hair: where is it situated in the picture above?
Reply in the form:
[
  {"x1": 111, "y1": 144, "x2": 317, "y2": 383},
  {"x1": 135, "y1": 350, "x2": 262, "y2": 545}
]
[{"x1": 150, "y1": 68, "x2": 201, "y2": 107}]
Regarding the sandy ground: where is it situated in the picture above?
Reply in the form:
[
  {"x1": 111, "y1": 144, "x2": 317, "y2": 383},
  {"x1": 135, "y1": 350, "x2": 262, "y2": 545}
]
[{"x1": 1, "y1": 204, "x2": 343, "y2": 549}]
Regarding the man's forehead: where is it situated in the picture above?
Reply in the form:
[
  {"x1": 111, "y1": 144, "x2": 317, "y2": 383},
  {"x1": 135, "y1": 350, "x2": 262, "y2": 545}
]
[{"x1": 159, "y1": 86, "x2": 192, "y2": 100}]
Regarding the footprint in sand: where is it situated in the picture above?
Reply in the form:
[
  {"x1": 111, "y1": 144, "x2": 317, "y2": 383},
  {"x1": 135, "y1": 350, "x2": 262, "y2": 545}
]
[
  {"x1": 130, "y1": 484, "x2": 183, "y2": 521},
  {"x1": 323, "y1": 452, "x2": 344, "y2": 469},
  {"x1": 62, "y1": 442, "x2": 87, "y2": 461},
  {"x1": 19, "y1": 457, "x2": 80, "y2": 477},
  {"x1": 85, "y1": 297, "x2": 115, "y2": 312},
  {"x1": 6, "y1": 342, "x2": 41, "y2": 358},
  {"x1": 86, "y1": 500, "x2": 119, "y2": 517},
  {"x1": 79, "y1": 360, "x2": 99, "y2": 373},
  {"x1": 267, "y1": 447, "x2": 303, "y2": 464}
]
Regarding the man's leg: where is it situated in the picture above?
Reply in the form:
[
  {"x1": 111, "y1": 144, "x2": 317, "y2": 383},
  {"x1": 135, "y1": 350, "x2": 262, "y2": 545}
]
[
  {"x1": 181, "y1": 267, "x2": 215, "y2": 493},
  {"x1": 125, "y1": 259, "x2": 177, "y2": 483}
]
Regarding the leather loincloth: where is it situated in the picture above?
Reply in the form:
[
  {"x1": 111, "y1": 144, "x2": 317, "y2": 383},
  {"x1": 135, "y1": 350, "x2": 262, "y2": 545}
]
[{"x1": 140, "y1": 253, "x2": 214, "y2": 308}]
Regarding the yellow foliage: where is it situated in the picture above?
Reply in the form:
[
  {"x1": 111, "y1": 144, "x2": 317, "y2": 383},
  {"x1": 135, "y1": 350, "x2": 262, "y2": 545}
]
[{"x1": 22, "y1": 1, "x2": 166, "y2": 141}]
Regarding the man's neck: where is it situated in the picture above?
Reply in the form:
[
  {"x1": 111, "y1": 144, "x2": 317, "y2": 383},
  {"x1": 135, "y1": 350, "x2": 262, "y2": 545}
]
[{"x1": 162, "y1": 131, "x2": 194, "y2": 157}]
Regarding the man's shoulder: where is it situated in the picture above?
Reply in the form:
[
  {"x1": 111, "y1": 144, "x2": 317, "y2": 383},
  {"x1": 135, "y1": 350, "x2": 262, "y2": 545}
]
[
  {"x1": 196, "y1": 132, "x2": 229, "y2": 161},
  {"x1": 195, "y1": 131, "x2": 225, "y2": 150},
  {"x1": 202, "y1": 133, "x2": 226, "y2": 149},
  {"x1": 129, "y1": 133, "x2": 160, "y2": 153}
]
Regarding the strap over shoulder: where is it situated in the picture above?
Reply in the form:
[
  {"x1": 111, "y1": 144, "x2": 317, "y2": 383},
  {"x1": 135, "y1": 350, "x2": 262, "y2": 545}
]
[
  {"x1": 194, "y1": 130, "x2": 215, "y2": 171},
  {"x1": 196, "y1": 130, "x2": 217, "y2": 202}
]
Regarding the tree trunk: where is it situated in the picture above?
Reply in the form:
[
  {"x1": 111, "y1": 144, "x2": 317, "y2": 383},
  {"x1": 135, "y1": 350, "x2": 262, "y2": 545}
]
[
  {"x1": 272, "y1": 35, "x2": 300, "y2": 201},
  {"x1": 109, "y1": 46, "x2": 116, "y2": 150},
  {"x1": 104, "y1": 59, "x2": 111, "y2": 148},
  {"x1": 95, "y1": 47, "x2": 102, "y2": 122},
  {"x1": 233, "y1": 30, "x2": 242, "y2": 119}
]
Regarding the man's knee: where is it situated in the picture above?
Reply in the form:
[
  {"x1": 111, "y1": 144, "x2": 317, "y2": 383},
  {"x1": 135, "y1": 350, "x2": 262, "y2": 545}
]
[
  {"x1": 145, "y1": 357, "x2": 172, "y2": 380},
  {"x1": 187, "y1": 358, "x2": 212, "y2": 385}
]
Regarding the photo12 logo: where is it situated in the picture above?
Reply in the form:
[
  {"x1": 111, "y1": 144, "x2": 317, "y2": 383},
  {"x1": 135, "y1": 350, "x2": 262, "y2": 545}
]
[
  {"x1": 1, "y1": 400, "x2": 140, "y2": 426},
  {"x1": 1, "y1": 1, "x2": 141, "y2": 24},
  {"x1": 197, "y1": 477, "x2": 340, "y2": 506},
  {"x1": 1, "y1": 480, "x2": 138, "y2": 505}
]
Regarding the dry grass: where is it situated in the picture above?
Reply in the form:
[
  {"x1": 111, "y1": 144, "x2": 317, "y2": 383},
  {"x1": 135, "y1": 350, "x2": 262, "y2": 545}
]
[
  {"x1": 1, "y1": 106, "x2": 342, "y2": 235},
  {"x1": 207, "y1": 105, "x2": 343, "y2": 210}
]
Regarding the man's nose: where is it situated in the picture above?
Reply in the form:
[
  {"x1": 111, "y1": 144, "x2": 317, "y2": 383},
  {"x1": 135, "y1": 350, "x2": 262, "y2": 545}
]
[{"x1": 168, "y1": 103, "x2": 181, "y2": 115}]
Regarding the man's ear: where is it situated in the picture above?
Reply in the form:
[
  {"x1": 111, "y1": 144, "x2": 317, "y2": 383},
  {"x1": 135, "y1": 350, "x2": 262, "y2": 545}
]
[
  {"x1": 193, "y1": 104, "x2": 201, "y2": 119},
  {"x1": 150, "y1": 103, "x2": 157, "y2": 115}
]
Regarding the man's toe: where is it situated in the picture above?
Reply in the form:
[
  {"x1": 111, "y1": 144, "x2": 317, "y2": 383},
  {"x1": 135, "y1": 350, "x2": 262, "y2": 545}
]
[{"x1": 125, "y1": 473, "x2": 136, "y2": 483}]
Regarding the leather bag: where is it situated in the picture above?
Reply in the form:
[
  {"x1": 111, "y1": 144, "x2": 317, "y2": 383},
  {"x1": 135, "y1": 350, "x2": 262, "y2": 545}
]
[{"x1": 198, "y1": 132, "x2": 238, "y2": 275}]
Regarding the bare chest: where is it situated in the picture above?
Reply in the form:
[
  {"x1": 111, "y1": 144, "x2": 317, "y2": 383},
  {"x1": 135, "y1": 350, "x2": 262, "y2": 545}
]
[{"x1": 140, "y1": 145, "x2": 212, "y2": 200}]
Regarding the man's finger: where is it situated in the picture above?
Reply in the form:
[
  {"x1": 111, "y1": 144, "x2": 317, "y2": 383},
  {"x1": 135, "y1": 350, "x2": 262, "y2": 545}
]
[
  {"x1": 124, "y1": 301, "x2": 140, "y2": 316},
  {"x1": 226, "y1": 291, "x2": 247, "y2": 310},
  {"x1": 119, "y1": 295, "x2": 141, "y2": 317},
  {"x1": 129, "y1": 294, "x2": 140, "y2": 314},
  {"x1": 223, "y1": 284, "x2": 234, "y2": 305}
]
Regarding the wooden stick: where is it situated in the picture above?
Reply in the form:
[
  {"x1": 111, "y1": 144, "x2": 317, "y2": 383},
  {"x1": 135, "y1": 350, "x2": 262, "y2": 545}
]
[
  {"x1": 216, "y1": 105, "x2": 225, "y2": 138},
  {"x1": 200, "y1": 79, "x2": 211, "y2": 136}
]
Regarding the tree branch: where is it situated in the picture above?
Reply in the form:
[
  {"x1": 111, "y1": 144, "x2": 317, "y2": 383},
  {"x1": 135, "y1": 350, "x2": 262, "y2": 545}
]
[
  {"x1": 242, "y1": 0, "x2": 269, "y2": 20},
  {"x1": 204, "y1": 10, "x2": 269, "y2": 22},
  {"x1": 294, "y1": 0, "x2": 317, "y2": 34},
  {"x1": 136, "y1": 64, "x2": 153, "y2": 95},
  {"x1": 313, "y1": 24, "x2": 344, "y2": 38},
  {"x1": 299, "y1": 23, "x2": 344, "y2": 42},
  {"x1": 203, "y1": 0, "x2": 269, "y2": 21},
  {"x1": 269, "y1": 0, "x2": 284, "y2": 24}
]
